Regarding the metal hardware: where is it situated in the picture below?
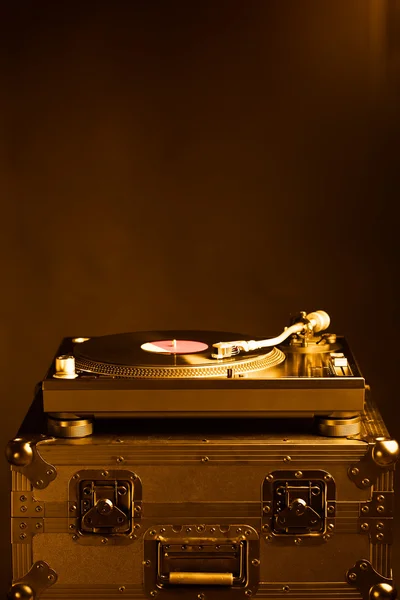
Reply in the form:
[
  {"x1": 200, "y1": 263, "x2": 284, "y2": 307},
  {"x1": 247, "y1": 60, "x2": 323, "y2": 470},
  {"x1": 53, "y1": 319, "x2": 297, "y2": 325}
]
[
  {"x1": 6, "y1": 436, "x2": 57, "y2": 490},
  {"x1": 12, "y1": 518, "x2": 44, "y2": 542},
  {"x1": 359, "y1": 518, "x2": 393, "y2": 544},
  {"x1": 263, "y1": 470, "x2": 335, "y2": 542},
  {"x1": 346, "y1": 560, "x2": 397, "y2": 600},
  {"x1": 169, "y1": 573, "x2": 233, "y2": 585},
  {"x1": 360, "y1": 492, "x2": 394, "y2": 518},
  {"x1": 47, "y1": 414, "x2": 93, "y2": 438},
  {"x1": 348, "y1": 438, "x2": 399, "y2": 489},
  {"x1": 68, "y1": 469, "x2": 142, "y2": 545},
  {"x1": 144, "y1": 524, "x2": 259, "y2": 599},
  {"x1": 358, "y1": 492, "x2": 394, "y2": 545},
  {"x1": 317, "y1": 414, "x2": 361, "y2": 437},
  {"x1": 8, "y1": 561, "x2": 57, "y2": 600}
]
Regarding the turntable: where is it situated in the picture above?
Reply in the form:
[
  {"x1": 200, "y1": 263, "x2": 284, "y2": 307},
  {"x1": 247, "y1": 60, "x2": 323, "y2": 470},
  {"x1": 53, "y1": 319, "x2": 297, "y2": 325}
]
[{"x1": 42, "y1": 310, "x2": 365, "y2": 437}]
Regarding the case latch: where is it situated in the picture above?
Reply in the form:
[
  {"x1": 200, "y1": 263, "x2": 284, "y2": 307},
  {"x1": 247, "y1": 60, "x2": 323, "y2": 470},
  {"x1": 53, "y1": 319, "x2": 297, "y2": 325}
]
[
  {"x1": 68, "y1": 469, "x2": 142, "y2": 545},
  {"x1": 263, "y1": 470, "x2": 336, "y2": 543}
]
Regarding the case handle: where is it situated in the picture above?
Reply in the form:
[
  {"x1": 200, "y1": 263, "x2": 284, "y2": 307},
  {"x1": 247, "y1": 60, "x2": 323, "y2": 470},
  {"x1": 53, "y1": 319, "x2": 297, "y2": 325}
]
[{"x1": 169, "y1": 572, "x2": 233, "y2": 586}]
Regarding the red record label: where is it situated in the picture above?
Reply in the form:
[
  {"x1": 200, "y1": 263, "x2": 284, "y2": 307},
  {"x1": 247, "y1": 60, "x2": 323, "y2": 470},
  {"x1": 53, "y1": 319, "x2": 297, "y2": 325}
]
[{"x1": 141, "y1": 339, "x2": 208, "y2": 354}]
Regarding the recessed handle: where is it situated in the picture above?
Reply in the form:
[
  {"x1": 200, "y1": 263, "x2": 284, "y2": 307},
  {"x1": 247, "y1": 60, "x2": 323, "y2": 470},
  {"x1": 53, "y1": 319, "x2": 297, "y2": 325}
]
[{"x1": 169, "y1": 572, "x2": 233, "y2": 586}]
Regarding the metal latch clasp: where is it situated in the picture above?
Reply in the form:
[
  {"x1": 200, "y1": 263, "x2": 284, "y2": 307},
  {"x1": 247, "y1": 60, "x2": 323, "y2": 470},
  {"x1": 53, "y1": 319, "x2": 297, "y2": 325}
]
[
  {"x1": 275, "y1": 496, "x2": 323, "y2": 532},
  {"x1": 68, "y1": 469, "x2": 142, "y2": 544},
  {"x1": 263, "y1": 470, "x2": 336, "y2": 542}
]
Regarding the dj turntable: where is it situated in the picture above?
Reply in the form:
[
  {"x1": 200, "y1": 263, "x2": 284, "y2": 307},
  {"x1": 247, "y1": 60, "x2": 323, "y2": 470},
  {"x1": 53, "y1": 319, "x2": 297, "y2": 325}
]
[
  {"x1": 43, "y1": 310, "x2": 365, "y2": 437},
  {"x1": 6, "y1": 310, "x2": 399, "y2": 600}
]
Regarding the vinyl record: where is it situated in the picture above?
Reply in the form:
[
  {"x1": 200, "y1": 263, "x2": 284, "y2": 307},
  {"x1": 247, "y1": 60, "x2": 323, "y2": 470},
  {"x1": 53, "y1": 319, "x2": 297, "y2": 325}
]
[{"x1": 73, "y1": 330, "x2": 286, "y2": 378}]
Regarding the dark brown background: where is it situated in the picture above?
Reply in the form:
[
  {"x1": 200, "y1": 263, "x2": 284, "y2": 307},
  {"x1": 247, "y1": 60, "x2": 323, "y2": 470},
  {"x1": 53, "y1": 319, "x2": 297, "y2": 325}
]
[{"x1": 1, "y1": 0, "x2": 399, "y2": 592}]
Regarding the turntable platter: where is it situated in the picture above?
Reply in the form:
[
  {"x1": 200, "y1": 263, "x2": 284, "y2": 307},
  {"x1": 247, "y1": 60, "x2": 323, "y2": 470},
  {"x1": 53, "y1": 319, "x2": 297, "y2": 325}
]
[{"x1": 74, "y1": 330, "x2": 286, "y2": 379}]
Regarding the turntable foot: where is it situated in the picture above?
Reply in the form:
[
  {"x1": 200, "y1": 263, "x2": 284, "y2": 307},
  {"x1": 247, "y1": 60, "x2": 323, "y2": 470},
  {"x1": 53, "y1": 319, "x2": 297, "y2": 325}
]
[
  {"x1": 47, "y1": 413, "x2": 93, "y2": 438},
  {"x1": 316, "y1": 414, "x2": 361, "y2": 437}
]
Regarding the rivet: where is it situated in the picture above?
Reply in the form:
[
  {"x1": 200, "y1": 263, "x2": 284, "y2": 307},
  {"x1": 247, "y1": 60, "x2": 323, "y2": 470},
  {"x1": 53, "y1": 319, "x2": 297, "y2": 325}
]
[
  {"x1": 73, "y1": 474, "x2": 80, "y2": 480},
  {"x1": 350, "y1": 467, "x2": 359, "y2": 476},
  {"x1": 116, "y1": 456, "x2": 125, "y2": 464},
  {"x1": 362, "y1": 478, "x2": 370, "y2": 486},
  {"x1": 142, "y1": 560, "x2": 151, "y2": 566},
  {"x1": 130, "y1": 474, "x2": 137, "y2": 480},
  {"x1": 197, "y1": 525, "x2": 205, "y2": 532},
  {"x1": 283, "y1": 586, "x2": 290, "y2": 592},
  {"x1": 19, "y1": 533, "x2": 27, "y2": 540},
  {"x1": 361, "y1": 505, "x2": 369, "y2": 514},
  {"x1": 283, "y1": 456, "x2": 292, "y2": 463},
  {"x1": 19, "y1": 522, "x2": 27, "y2": 529},
  {"x1": 134, "y1": 506, "x2": 141, "y2": 512},
  {"x1": 324, "y1": 474, "x2": 332, "y2": 481},
  {"x1": 360, "y1": 562, "x2": 368, "y2": 571},
  {"x1": 327, "y1": 505, "x2": 335, "y2": 513},
  {"x1": 252, "y1": 559, "x2": 260, "y2": 566},
  {"x1": 102, "y1": 471, "x2": 109, "y2": 477},
  {"x1": 101, "y1": 537, "x2": 108, "y2": 544},
  {"x1": 69, "y1": 504, "x2": 77, "y2": 512},
  {"x1": 35, "y1": 523, "x2": 42, "y2": 529},
  {"x1": 19, "y1": 495, "x2": 27, "y2": 502},
  {"x1": 236, "y1": 528, "x2": 242, "y2": 533},
  {"x1": 376, "y1": 522, "x2": 385, "y2": 531},
  {"x1": 119, "y1": 587, "x2": 126, "y2": 593},
  {"x1": 150, "y1": 590, "x2": 158, "y2": 597},
  {"x1": 348, "y1": 573, "x2": 357, "y2": 581},
  {"x1": 294, "y1": 537, "x2": 302, "y2": 544},
  {"x1": 327, "y1": 524, "x2": 335, "y2": 531},
  {"x1": 377, "y1": 505, "x2": 385, "y2": 513},
  {"x1": 262, "y1": 524, "x2": 270, "y2": 532},
  {"x1": 361, "y1": 523, "x2": 370, "y2": 531},
  {"x1": 186, "y1": 527, "x2": 192, "y2": 532},
  {"x1": 36, "y1": 480, "x2": 44, "y2": 487},
  {"x1": 46, "y1": 470, "x2": 54, "y2": 476},
  {"x1": 20, "y1": 506, "x2": 27, "y2": 512},
  {"x1": 265, "y1": 474, "x2": 274, "y2": 481},
  {"x1": 149, "y1": 530, "x2": 156, "y2": 536},
  {"x1": 160, "y1": 528, "x2": 166, "y2": 533},
  {"x1": 245, "y1": 591, "x2": 253, "y2": 597},
  {"x1": 245, "y1": 530, "x2": 252, "y2": 536},
  {"x1": 35, "y1": 506, "x2": 43, "y2": 512},
  {"x1": 377, "y1": 495, "x2": 385, "y2": 502},
  {"x1": 37, "y1": 563, "x2": 44, "y2": 569},
  {"x1": 197, "y1": 594, "x2": 205, "y2": 600},
  {"x1": 323, "y1": 534, "x2": 331, "y2": 541},
  {"x1": 265, "y1": 535, "x2": 273, "y2": 542},
  {"x1": 263, "y1": 505, "x2": 271, "y2": 513},
  {"x1": 210, "y1": 527, "x2": 216, "y2": 533},
  {"x1": 48, "y1": 574, "x2": 55, "y2": 581},
  {"x1": 376, "y1": 532, "x2": 384, "y2": 541},
  {"x1": 295, "y1": 471, "x2": 303, "y2": 478},
  {"x1": 72, "y1": 534, "x2": 78, "y2": 541},
  {"x1": 69, "y1": 524, "x2": 75, "y2": 530},
  {"x1": 201, "y1": 456, "x2": 209, "y2": 462}
]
